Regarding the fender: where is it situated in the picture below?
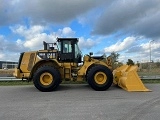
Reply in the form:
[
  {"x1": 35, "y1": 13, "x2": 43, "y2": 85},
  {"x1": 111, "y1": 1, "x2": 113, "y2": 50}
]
[{"x1": 29, "y1": 59, "x2": 60, "y2": 80}]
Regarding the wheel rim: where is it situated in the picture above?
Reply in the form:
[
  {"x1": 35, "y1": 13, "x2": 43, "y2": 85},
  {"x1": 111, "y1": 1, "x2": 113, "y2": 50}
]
[
  {"x1": 94, "y1": 72, "x2": 107, "y2": 85},
  {"x1": 40, "y1": 72, "x2": 53, "y2": 86}
]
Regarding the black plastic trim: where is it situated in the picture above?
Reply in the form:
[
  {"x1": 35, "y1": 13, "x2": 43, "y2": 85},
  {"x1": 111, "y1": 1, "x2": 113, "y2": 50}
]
[{"x1": 17, "y1": 52, "x2": 24, "y2": 69}]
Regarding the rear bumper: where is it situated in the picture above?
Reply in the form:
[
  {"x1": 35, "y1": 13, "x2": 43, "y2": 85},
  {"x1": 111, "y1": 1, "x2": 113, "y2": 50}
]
[
  {"x1": 13, "y1": 68, "x2": 30, "y2": 79},
  {"x1": 13, "y1": 68, "x2": 21, "y2": 78}
]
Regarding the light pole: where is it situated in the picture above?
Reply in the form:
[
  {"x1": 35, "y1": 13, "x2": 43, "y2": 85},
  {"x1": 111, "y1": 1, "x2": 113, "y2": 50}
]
[
  {"x1": 149, "y1": 40, "x2": 154, "y2": 72},
  {"x1": 149, "y1": 40, "x2": 154, "y2": 63}
]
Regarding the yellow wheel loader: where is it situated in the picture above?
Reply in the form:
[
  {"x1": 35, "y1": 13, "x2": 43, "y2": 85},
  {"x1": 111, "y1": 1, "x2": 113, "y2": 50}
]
[{"x1": 14, "y1": 38, "x2": 150, "y2": 92}]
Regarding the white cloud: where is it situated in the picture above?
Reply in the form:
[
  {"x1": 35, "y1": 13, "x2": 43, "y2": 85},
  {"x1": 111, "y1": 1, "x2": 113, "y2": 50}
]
[
  {"x1": 58, "y1": 27, "x2": 75, "y2": 37},
  {"x1": 140, "y1": 40, "x2": 160, "y2": 59},
  {"x1": 78, "y1": 37, "x2": 99, "y2": 50},
  {"x1": 16, "y1": 39, "x2": 23, "y2": 45},
  {"x1": 121, "y1": 39, "x2": 160, "y2": 63},
  {"x1": 11, "y1": 25, "x2": 45, "y2": 39},
  {"x1": 104, "y1": 36, "x2": 136, "y2": 53},
  {"x1": 10, "y1": 25, "x2": 77, "y2": 51},
  {"x1": 10, "y1": 25, "x2": 55, "y2": 50},
  {"x1": 140, "y1": 40, "x2": 159, "y2": 53},
  {"x1": 0, "y1": 35, "x2": 4, "y2": 40},
  {"x1": 0, "y1": 52, "x2": 5, "y2": 59},
  {"x1": 24, "y1": 33, "x2": 47, "y2": 49},
  {"x1": 0, "y1": 35, "x2": 7, "y2": 51},
  {"x1": 152, "y1": 42, "x2": 160, "y2": 50}
]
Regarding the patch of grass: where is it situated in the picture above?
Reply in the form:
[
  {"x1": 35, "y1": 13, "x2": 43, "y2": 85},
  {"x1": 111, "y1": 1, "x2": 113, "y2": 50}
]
[
  {"x1": 142, "y1": 79, "x2": 160, "y2": 84},
  {"x1": 0, "y1": 81, "x2": 33, "y2": 86}
]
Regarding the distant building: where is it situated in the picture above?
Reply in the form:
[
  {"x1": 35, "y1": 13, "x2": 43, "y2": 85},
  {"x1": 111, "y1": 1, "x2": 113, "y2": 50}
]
[{"x1": 0, "y1": 61, "x2": 18, "y2": 69}]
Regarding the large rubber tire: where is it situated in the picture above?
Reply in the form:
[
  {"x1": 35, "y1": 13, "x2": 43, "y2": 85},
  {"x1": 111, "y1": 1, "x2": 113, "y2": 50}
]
[
  {"x1": 33, "y1": 66, "x2": 61, "y2": 92},
  {"x1": 87, "y1": 65, "x2": 113, "y2": 91}
]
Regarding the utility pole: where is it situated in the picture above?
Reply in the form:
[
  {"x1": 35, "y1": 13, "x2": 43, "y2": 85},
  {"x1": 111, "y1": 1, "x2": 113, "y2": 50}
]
[{"x1": 149, "y1": 40, "x2": 154, "y2": 72}]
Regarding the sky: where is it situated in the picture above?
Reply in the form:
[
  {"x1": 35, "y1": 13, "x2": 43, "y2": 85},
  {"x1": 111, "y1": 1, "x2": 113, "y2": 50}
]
[{"x1": 0, "y1": 0, "x2": 160, "y2": 63}]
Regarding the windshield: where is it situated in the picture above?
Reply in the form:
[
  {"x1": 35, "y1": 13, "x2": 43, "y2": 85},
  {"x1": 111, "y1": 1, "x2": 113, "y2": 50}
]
[{"x1": 75, "y1": 43, "x2": 82, "y2": 58}]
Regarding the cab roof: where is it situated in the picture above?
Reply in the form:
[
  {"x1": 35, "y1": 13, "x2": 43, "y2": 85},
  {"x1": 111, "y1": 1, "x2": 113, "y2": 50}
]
[{"x1": 57, "y1": 38, "x2": 78, "y2": 42}]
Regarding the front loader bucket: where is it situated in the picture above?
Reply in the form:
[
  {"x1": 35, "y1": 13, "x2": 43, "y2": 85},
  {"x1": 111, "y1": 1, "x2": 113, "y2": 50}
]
[{"x1": 113, "y1": 65, "x2": 151, "y2": 92}]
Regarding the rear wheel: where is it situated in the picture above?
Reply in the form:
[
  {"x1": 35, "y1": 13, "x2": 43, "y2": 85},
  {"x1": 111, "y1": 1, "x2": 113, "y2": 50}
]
[
  {"x1": 87, "y1": 65, "x2": 113, "y2": 91},
  {"x1": 33, "y1": 66, "x2": 61, "y2": 92}
]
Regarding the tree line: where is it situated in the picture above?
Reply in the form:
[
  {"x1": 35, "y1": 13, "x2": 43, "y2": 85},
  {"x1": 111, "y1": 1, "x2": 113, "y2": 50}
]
[{"x1": 108, "y1": 52, "x2": 160, "y2": 69}]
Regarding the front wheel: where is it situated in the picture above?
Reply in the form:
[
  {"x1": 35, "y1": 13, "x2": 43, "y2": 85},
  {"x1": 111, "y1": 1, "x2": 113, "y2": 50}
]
[
  {"x1": 87, "y1": 65, "x2": 113, "y2": 91},
  {"x1": 33, "y1": 66, "x2": 61, "y2": 92}
]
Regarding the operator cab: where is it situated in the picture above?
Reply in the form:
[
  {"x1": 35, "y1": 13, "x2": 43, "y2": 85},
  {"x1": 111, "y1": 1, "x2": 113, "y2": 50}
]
[{"x1": 57, "y1": 38, "x2": 82, "y2": 63}]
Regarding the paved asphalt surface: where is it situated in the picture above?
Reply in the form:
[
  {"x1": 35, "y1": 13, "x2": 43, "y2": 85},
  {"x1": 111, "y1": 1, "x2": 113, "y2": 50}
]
[{"x1": 0, "y1": 84, "x2": 160, "y2": 120}]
